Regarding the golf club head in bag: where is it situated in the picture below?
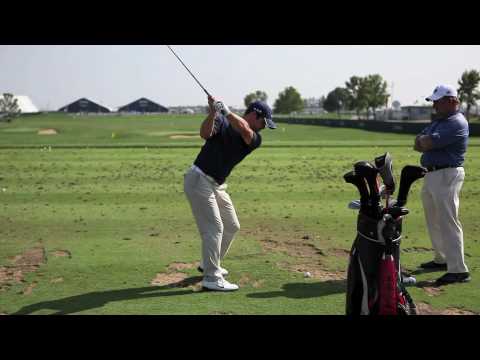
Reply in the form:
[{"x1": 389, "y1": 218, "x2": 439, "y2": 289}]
[
  {"x1": 344, "y1": 171, "x2": 370, "y2": 207},
  {"x1": 353, "y1": 161, "x2": 382, "y2": 218},
  {"x1": 348, "y1": 200, "x2": 361, "y2": 210},
  {"x1": 396, "y1": 165, "x2": 427, "y2": 207},
  {"x1": 374, "y1": 152, "x2": 395, "y2": 196}
]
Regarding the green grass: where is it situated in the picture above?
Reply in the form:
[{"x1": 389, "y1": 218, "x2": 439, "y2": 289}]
[{"x1": 0, "y1": 114, "x2": 479, "y2": 315}]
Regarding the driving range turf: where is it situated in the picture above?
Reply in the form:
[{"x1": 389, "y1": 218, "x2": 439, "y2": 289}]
[{"x1": 0, "y1": 113, "x2": 479, "y2": 315}]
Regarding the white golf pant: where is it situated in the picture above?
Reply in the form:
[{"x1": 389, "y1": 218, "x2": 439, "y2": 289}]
[
  {"x1": 184, "y1": 166, "x2": 240, "y2": 282},
  {"x1": 421, "y1": 167, "x2": 468, "y2": 273}
]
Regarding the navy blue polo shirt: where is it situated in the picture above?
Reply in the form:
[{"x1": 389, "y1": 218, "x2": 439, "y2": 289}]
[
  {"x1": 419, "y1": 111, "x2": 469, "y2": 168},
  {"x1": 194, "y1": 115, "x2": 262, "y2": 185}
]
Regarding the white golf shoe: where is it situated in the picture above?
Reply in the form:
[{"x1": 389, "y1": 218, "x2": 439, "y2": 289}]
[
  {"x1": 197, "y1": 265, "x2": 229, "y2": 277},
  {"x1": 202, "y1": 278, "x2": 239, "y2": 292}
]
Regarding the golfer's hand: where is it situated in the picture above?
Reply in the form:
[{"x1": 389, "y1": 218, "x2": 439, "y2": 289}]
[
  {"x1": 208, "y1": 95, "x2": 216, "y2": 114},
  {"x1": 214, "y1": 100, "x2": 231, "y2": 117}
]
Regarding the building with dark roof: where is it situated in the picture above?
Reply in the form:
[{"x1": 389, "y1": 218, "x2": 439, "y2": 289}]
[
  {"x1": 118, "y1": 98, "x2": 168, "y2": 113},
  {"x1": 58, "y1": 98, "x2": 111, "y2": 113}
]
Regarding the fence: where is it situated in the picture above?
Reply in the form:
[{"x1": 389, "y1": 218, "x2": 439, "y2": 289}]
[{"x1": 274, "y1": 117, "x2": 480, "y2": 136}]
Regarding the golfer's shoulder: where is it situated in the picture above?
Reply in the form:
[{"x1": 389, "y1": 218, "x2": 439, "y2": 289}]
[
  {"x1": 447, "y1": 112, "x2": 468, "y2": 130},
  {"x1": 448, "y1": 111, "x2": 467, "y2": 123}
]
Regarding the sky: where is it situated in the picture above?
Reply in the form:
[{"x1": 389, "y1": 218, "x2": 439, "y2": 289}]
[{"x1": 1, "y1": 45, "x2": 479, "y2": 111}]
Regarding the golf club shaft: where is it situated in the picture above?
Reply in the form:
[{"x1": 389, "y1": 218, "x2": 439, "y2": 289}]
[{"x1": 166, "y1": 45, "x2": 211, "y2": 97}]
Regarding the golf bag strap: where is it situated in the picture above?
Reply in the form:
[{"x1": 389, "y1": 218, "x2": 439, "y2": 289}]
[{"x1": 357, "y1": 231, "x2": 401, "y2": 244}]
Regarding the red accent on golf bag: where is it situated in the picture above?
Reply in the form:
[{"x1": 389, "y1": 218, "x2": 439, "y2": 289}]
[{"x1": 378, "y1": 254, "x2": 398, "y2": 315}]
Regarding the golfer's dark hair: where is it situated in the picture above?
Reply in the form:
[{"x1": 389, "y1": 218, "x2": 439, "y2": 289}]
[{"x1": 244, "y1": 108, "x2": 262, "y2": 119}]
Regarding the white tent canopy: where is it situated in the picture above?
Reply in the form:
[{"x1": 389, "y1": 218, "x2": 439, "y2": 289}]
[{"x1": 0, "y1": 94, "x2": 39, "y2": 113}]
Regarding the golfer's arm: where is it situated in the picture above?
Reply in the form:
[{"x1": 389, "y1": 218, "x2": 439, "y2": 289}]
[
  {"x1": 200, "y1": 112, "x2": 216, "y2": 140},
  {"x1": 413, "y1": 136, "x2": 423, "y2": 152},
  {"x1": 414, "y1": 135, "x2": 434, "y2": 152},
  {"x1": 226, "y1": 113, "x2": 254, "y2": 145}
]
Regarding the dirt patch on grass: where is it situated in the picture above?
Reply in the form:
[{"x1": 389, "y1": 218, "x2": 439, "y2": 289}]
[
  {"x1": 151, "y1": 272, "x2": 188, "y2": 286},
  {"x1": 151, "y1": 272, "x2": 203, "y2": 291},
  {"x1": 416, "y1": 302, "x2": 478, "y2": 315},
  {"x1": 50, "y1": 250, "x2": 72, "y2": 258},
  {"x1": 50, "y1": 277, "x2": 64, "y2": 284},
  {"x1": 38, "y1": 128, "x2": 58, "y2": 135},
  {"x1": 261, "y1": 238, "x2": 326, "y2": 258},
  {"x1": 238, "y1": 273, "x2": 265, "y2": 289},
  {"x1": 11, "y1": 247, "x2": 46, "y2": 266},
  {"x1": 441, "y1": 308, "x2": 478, "y2": 315},
  {"x1": 277, "y1": 261, "x2": 346, "y2": 281},
  {"x1": 152, "y1": 261, "x2": 203, "y2": 291},
  {"x1": 167, "y1": 261, "x2": 198, "y2": 272},
  {"x1": 22, "y1": 282, "x2": 37, "y2": 295},
  {"x1": 329, "y1": 248, "x2": 351, "y2": 258},
  {"x1": 415, "y1": 280, "x2": 445, "y2": 297},
  {"x1": 423, "y1": 286, "x2": 444, "y2": 297},
  {"x1": 1, "y1": 247, "x2": 46, "y2": 291},
  {"x1": 260, "y1": 237, "x2": 346, "y2": 281},
  {"x1": 403, "y1": 246, "x2": 432, "y2": 253},
  {"x1": 0, "y1": 267, "x2": 23, "y2": 286},
  {"x1": 252, "y1": 280, "x2": 265, "y2": 288}
]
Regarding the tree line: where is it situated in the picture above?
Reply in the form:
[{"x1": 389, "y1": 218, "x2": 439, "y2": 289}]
[
  {"x1": 2, "y1": 70, "x2": 479, "y2": 122},
  {"x1": 244, "y1": 70, "x2": 480, "y2": 121}
]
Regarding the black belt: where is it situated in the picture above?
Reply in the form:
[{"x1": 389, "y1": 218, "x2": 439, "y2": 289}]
[{"x1": 426, "y1": 165, "x2": 460, "y2": 172}]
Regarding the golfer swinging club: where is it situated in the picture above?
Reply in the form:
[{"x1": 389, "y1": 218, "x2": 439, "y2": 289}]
[{"x1": 184, "y1": 95, "x2": 276, "y2": 291}]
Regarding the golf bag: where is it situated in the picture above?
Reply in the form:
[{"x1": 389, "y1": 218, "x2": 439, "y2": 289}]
[{"x1": 344, "y1": 153, "x2": 426, "y2": 315}]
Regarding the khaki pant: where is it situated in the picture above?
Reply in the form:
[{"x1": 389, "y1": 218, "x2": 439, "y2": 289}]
[
  {"x1": 421, "y1": 167, "x2": 468, "y2": 273},
  {"x1": 184, "y1": 167, "x2": 240, "y2": 282}
]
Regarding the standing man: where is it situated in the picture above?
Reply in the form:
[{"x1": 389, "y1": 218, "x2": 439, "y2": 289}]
[
  {"x1": 414, "y1": 84, "x2": 470, "y2": 285},
  {"x1": 184, "y1": 96, "x2": 276, "y2": 291}
]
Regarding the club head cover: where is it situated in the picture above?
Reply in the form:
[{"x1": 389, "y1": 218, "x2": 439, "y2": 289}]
[{"x1": 375, "y1": 152, "x2": 395, "y2": 195}]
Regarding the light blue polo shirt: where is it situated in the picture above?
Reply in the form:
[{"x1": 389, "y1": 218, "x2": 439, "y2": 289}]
[{"x1": 420, "y1": 111, "x2": 469, "y2": 168}]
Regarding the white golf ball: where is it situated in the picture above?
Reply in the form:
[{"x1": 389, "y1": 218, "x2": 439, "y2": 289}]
[{"x1": 304, "y1": 271, "x2": 312, "y2": 278}]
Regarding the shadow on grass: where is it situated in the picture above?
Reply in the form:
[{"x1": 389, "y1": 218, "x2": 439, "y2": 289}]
[
  {"x1": 410, "y1": 268, "x2": 445, "y2": 276},
  {"x1": 12, "y1": 276, "x2": 203, "y2": 315},
  {"x1": 415, "y1": 280, "x2": 440, "y2": 288},
  {"x1": 246, "y1": 280, "x2": 346, "y2": 300}
]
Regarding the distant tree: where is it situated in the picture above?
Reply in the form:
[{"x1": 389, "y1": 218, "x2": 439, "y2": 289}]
[
  {"x1": 345, "y1": 76, "x2": 368, "y2": 119},
  {"x1": 323, "y1": 87, "x2": 350, "y2": 115},
  {"x1": 318, "y1": 95, "x2": 326, "y2": 109},
  {"x1": 244, "y1": 90, "x2": 268, "y2": 108},
  {"x1": 458, "y1": 69, "x2": 480, "y2": 121},
  {"x1": 362, "y1": 74, "x2": 389, "y2": 120},
  {"x1": 0, "y1": 93, "x2": 21, "y2": 122},
  {"x1": 273, "y1": 86, "x2": 304, "y2": 114}
]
